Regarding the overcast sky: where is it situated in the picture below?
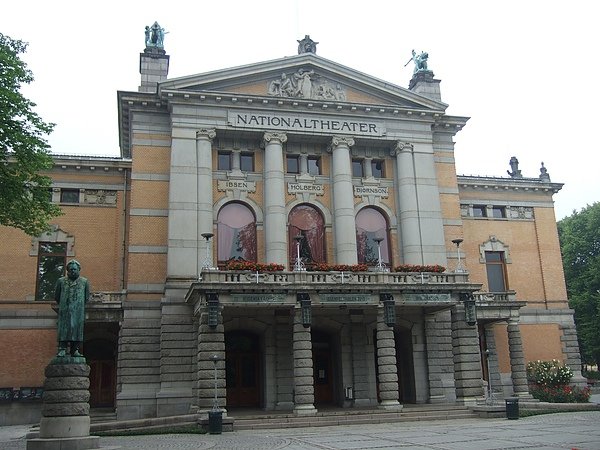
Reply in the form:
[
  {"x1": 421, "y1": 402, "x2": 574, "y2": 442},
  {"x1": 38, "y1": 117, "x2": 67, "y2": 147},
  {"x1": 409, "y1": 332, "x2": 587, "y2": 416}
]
[{"x1": 2, "y1": 0, "x2": 598, "y2": 220}]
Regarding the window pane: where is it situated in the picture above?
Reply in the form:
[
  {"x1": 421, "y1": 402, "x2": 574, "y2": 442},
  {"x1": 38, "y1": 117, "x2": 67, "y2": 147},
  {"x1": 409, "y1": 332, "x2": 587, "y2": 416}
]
[
  {"x1": 308, "y1": 157, "x2": 320, "y2": 175},
  {"x1": 286, "y1": 155, "x2": 299, "y2": 174},
  {"x1": 60, "y1": 189, "x2": 79, "y2": 203},
  {"x1": 352, "y1": 160, "x2": 363, "y2": 177},
  {"x1": 371, "y1": 160, "x2": 384, "y2": 178},
  {"x1": 473, "y1": 205, "x2": 486, "y2": 217},
  {"x1": 217, "y1": 203, "x2": 257, "y2": 262},
  {"x1": 356, "y1": 208, "x2": 389, "y2": 264},
  {"x1": 491, "y1": 206, "x2": 505, "y2": 218},
  {"x1": 218, "y1": 152, "x2": 231, "y2": 171},
  {"x1": 288, "y1": 204, "x2": 325, "y2": 265},
  {"x1": 240, "y1": 153, "x2": 254, "y2": 172},
  {"x1": 486, "y1": 265, "x2": 506, "y2": 291},
  {"x1": 485, "y1": 252, "x2": 502, "y2": 263},
  {"x1": 36, "y1": 242, "x2": 67, "y2": 301}
]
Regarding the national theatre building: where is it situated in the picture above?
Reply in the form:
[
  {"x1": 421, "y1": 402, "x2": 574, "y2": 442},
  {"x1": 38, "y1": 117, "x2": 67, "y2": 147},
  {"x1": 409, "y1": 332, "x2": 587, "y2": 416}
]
[{"x1": 0, "y1": 32, "x2": 583, "y2": 424}]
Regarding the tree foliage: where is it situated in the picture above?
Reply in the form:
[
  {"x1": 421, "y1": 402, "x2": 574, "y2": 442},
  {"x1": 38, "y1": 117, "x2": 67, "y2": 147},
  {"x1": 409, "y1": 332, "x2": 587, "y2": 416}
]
[
  {"x1": 0, "y1": 32, "x2": 62, "y2": 236},
  {"x1": 557, "y1": 202, "x2": 600, "y2": 366}
]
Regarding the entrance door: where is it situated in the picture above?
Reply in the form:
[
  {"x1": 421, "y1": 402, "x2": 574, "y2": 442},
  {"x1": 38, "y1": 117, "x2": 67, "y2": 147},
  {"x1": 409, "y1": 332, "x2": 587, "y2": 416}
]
[
  {"x1": 85, "y1": 338, "x2": 117, "y2": 408},
  {"x1": 395, "y1": 329, "x2": 415, "y2": 403},
  {"x1": 225, "y1": 331, "x2": 261, "y2": 407},
  {"x1": 312, "y1": 330, "x2": 334, "y2": 405}
]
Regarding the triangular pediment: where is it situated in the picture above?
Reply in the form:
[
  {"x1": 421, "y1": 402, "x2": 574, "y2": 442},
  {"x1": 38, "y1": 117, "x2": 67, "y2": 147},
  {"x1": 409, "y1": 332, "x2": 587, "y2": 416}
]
[{"x1": 158, "y1": 53, "x2": 447, "y2": 111}]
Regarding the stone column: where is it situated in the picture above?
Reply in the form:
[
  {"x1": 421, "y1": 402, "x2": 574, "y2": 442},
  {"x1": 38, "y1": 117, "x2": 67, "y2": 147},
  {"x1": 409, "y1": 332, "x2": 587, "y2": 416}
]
[
  {"x1": 424, "y1": 310, "x2": 455, "y2": 403},
  {"x1": 560, "y1": 323, "x2": 587, "y2": 387},
  {"x1": 376, "y1": 307, "x2": 402, "y2": 410},
  {"x1": 363, "y1": 157, "x2": 373, "y2": 178},
  {"x1": 451, "y1": 304, "x2": 484, "y2": 404},
  {"x1": 299, "y1": 153, "x2": 309, "y2": 175},
  {"x1": 263, "y1": 132, "x2": 288, "y2": 266},
  {"x1": 196, "y1": 300, "x2": 226, "y2": 411},
  {"x1": 507, "y1": 319, "x2": 531, "y2": 397},
  {"x1": 196, "y1": 129, "x2": 216, "y2": 270},
  {"x1": 292, "y1": 307, "x2": 316, "y2": 415},
  {"x1": 328, "y1": 136, "x2": 358, "y2": 264}
]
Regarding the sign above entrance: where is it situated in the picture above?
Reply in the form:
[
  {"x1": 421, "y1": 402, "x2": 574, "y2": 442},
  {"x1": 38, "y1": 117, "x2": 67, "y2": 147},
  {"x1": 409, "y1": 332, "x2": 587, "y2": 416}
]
[
  {"x1": 319, "y1": 294, "x2": 373, "y2": 304},
  {"x1": 230, "y1": 294, "x2": 286, "y2": 303},
  {"x1": 288, "y1": 182, "x2": 324, "y2": 195},
  {"x1": 229, "y1": 112, "x2": 385, "y2": 137},
  {"x1": 402, "y1": 293, "x2": 453, "y2": 303}
]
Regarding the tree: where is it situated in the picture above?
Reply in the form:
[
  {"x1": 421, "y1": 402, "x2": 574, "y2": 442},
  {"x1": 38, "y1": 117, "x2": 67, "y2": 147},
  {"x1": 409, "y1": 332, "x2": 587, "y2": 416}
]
[
  {"x1": 0, "y1": 32, "x2": 62, "y2": 236},
  {"x1": 557, "y1": 202, "x2": 600, "y2": 367}
]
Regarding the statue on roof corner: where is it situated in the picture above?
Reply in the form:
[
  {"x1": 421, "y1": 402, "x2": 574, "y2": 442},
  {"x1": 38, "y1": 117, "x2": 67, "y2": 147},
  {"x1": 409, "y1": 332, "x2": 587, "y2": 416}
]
[
  {"x1": 298, "y1": 35, "x2": 318, "y2": 54},
  {"x1": 507, "y1": 156, "x2": 523, "y2": 178},
  {"x1": 539, "y1": 162, "x2": 551, "y2": 181},
  {"x1": 405, "y1": 49, "x2": 429, "y2": 74},
  {"x1": 145, "y1": 21, "x2": 167, "y2": 49}
]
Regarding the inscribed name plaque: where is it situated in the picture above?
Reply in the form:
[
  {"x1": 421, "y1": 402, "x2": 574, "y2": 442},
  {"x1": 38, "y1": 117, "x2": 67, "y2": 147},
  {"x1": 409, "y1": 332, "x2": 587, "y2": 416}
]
[
  {"x1": 217, "y1": 180, "x2": 256, "y2": 192},
  {"x1": 288, "y1": 182, "x2": 324, "y2": 195},
  {"x1": 354, "y1": 186, "x2": 389, "y2": 198},
  {"x1": 402, "y1": 293, "x2": 452, "y2": 303},
  {"x1": 230, "y1": 294, "x2": 286, "y2": 304},
  {"x1": 320, "y1": 294, "x2": 372, "y2": 304}
]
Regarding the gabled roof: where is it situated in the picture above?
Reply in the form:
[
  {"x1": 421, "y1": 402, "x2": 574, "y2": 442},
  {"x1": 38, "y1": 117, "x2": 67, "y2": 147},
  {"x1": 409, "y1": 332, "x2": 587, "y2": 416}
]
[{"x1": 158, "y1": 53, "x2": 448, "y2": 111}]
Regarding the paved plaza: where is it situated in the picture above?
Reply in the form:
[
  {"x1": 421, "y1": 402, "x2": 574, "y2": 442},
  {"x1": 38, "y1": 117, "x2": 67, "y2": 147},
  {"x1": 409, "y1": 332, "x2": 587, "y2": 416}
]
[{"x1": 2, "y1": 411, "x2": 600, "y2": 450}]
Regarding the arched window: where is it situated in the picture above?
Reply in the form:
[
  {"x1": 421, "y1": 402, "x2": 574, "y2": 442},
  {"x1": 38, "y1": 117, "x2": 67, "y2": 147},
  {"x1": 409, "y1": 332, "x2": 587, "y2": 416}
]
[
  {"x1": 217, "y1": 202, "x2": 257, "y2": 263},
  {"x1": 356, "y1": 207, "x2": 390, "y2": 265},
  {"x1": 288, "y1": 204, "x2": 326, "y2": 267}
]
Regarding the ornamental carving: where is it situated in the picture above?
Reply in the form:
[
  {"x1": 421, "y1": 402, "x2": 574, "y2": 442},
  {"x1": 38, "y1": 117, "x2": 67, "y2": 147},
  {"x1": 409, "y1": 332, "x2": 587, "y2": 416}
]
[
  {"x1": 196, "y1": 129, "x2": 216, "y2": 140},
  {"x1": 328, "y1": 136, "x2": 355, "y2": 152},
  {"x1": 268, "y1": 69, "x2": 346, "y2": 101},
  {"x1": 84, "y1": 190, "x2": 117, "y2": 206},
  {"x1": 263, "y1": 132, "x2": 288, "y2": 144},
  {"x1": 390, "y1": 142, "x2": 413, "y2": 156}
]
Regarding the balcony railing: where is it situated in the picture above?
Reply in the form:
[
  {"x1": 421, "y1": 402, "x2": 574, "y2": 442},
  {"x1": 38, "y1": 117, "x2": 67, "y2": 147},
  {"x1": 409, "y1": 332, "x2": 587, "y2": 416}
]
[{"x1": 473, "y1": 291, "x2": 517, "y2": 303}]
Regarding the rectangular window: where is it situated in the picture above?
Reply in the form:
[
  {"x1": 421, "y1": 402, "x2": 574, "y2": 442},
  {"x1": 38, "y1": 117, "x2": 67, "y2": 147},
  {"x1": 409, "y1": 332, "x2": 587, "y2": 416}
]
[
  {"x1": 485, "y1": 251, "x2": 507, "y2": 292},
  {"x1": 286, "y1": 155, "x2": 299, "y2": 174},
  {"x1": 218, "y1": 152, "x2": 232, "y2": 171},
  {"x1": 352, "y1": 159, "x2": 363, "y2": 177},
  {"x1": 491, "y1": 206, "x2": 506, "y2": 218},
  {"x1": 371, "y1": 159, "x2": 385, "y2": 178},
  {"x1": 473, "y1": 205, "x2": 487, "y2": 217},
  {"x1": 36, "y1": 242, "x2": 67, "y2": 300},
  {"x1": 60, "y1": 189, "x2": 80, "y2": 204},
  {"x1": 240, "y1": 153, "x2": 254, "y2": 172},
  {"x1": 308, "y1": 156, "x2": 321, "y2": 176}
]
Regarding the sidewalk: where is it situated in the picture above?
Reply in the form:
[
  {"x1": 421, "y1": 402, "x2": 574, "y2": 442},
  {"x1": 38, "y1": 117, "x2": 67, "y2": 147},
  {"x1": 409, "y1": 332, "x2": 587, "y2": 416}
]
[{"x1": 2, "y1": 411, "x2": 600, "y2": 450}]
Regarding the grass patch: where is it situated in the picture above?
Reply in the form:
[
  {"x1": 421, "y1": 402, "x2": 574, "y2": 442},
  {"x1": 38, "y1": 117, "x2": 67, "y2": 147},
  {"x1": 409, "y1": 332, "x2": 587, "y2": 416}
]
[
  {"x1": 96, "y1": 424, "x2": 206, "y2": 436},
  {"x1": 519, "y1": 408, "x2": 583, "y2": 418}
]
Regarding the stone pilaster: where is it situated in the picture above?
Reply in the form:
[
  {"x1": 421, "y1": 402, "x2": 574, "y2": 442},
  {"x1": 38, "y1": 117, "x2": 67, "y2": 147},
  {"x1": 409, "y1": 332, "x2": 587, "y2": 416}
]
[
  {"x1": 350, "y1": 320, "x2": 374, "y2": 406},
  {"x1": 451, "y1": 304, "x2": 484, "y2": 404},
  {"x1": 275, "y1": 314, "x2": 294, "y2": 410},
  {"x1": 560, "y1": 323, "x2": 587, "y2": 386},
  {"x1": 376, "y1": 307, "x2": 402, "y2": 410},
  {"x1": 292, "y1": 307, "x2": 316, "y2": 415},
  {"x1": 196, "y1": 302, "x2": 226, "y2": 411},
  {"x1": 424, "y1": 310, "x2": 455, "y2": 403},
  {"x1": 263, "y1": 132, "x2": 288, "y2": 266},
  {"x1": 507, "y1": 319, "x2": 531, "y2": 397},
  {"x1": 196, "y1": 129, "x2": 216, "y2": 270},
  {"x1": 328, "y1": 136, "x2": 358, "y2": 264}
]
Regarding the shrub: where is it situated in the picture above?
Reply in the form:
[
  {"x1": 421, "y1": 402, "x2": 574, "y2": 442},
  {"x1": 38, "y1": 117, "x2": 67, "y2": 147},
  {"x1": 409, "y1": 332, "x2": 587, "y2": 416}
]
[
  {"x1": 529, "y1": 384, "x2": 591, "y2": 403},
  {"x1": 224, "y1": 261, "x2": 284, "y2": 272},
  {"x1": 583, "y1": 370, "x2": 600, "y2": 380},
  {"x1": 526, "y1": 360, "x2": 573, "y2": 386},
  {"x1": 393, "y1": 264, "x2": 445, "y2": 273}
]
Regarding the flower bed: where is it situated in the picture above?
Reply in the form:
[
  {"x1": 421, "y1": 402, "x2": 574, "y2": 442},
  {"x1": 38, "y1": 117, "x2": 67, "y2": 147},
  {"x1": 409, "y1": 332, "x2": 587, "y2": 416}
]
[
  {"x1": 526, "y1": 359, "x2": 590, "y2": 403},
  {"x1": 223, "y1": 261, "x2": 284, "y2": 272},
  {"x1": 529, "y1": 384, "x2": 591, "y2": 403},
  {"x1": 393, "y1": 264, "x2": 445, "y2": 273}
]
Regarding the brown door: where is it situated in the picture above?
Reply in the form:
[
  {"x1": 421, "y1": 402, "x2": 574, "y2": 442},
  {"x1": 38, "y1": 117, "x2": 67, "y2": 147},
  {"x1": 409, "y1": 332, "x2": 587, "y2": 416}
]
[
  {"x1": 225, "y1": 331, "x2": 261, "y2": 407},
  {"x1": 312, "y1": 331, "x2": 334, "y2": 405},
  {"x1": 89, "y1": 360, "x2": 116, "y2": 407}
]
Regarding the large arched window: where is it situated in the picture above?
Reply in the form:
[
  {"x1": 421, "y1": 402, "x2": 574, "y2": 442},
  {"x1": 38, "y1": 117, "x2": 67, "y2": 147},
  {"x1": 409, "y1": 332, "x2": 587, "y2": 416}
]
[
  {"x1": 217, "y1": 202, "x2": 257, "y2": 263},
  {"x1": 356, "y1": 207, "x2": 390, "y2": 265},
  {"x1": 288, "y1": 204, "x2": 326, "y2": 267}
]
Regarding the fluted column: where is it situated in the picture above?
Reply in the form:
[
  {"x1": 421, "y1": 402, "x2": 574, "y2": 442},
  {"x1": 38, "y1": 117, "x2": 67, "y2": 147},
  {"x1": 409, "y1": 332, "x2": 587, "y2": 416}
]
[
  {"x1": 507, "y1": 319, "x2": 531, "y2": 397},
  {"x1": 376, "y1": 307, "x2": 402, "y2": 410},
  {"x1": 263, "y1": 132, "x2": 288, "y2": 266},
  {"x1": 197, "y1": 129, "x2": 216, "y2": 271},
  {"x1": 328, "y1": 136, "x2": 357, "y2": 264},
  {"x1": 292, "y1": 307, "x2": 316, "y2": 415}
]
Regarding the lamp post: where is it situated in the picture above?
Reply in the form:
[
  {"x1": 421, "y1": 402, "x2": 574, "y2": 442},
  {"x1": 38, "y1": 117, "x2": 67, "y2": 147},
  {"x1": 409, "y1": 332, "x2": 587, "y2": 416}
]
[
  {"x1": 201, "y1": 232, "x2": 215, "y2": 271},
  {"x1": 373, "y1": 237, "x2": 388, "y2": 272},
  {"x1": 485, "y1": 349, "x2": 494, "y2": 404},
  {"x1": 452, "y1": 238, "x2": 465, "y2": 273},
  {"x1": 293, "y1": 235, "x2": 306, "y2": 272}
]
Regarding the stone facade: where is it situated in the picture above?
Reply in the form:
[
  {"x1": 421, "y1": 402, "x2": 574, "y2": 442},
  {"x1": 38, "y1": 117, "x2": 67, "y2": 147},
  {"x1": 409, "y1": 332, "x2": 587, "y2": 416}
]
[{"x1": 0, "y1": 38, "x2": 582, "y2": 425}]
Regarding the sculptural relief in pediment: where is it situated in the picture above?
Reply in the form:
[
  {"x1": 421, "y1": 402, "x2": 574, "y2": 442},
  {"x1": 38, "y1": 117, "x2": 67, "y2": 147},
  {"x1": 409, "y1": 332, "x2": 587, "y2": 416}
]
[{"x1": 268, "y1": 69, "x2": 346, "y2": 101}]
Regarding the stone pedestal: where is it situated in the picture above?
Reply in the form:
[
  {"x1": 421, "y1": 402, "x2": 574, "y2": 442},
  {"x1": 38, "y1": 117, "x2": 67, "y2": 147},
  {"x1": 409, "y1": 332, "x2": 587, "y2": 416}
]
[{"x1": 27, "y1": 360, "x2": 99, "y2": 450}]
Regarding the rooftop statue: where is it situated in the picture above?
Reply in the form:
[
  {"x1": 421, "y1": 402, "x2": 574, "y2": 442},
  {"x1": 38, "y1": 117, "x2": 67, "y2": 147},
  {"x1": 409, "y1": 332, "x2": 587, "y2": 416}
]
[
  {"x1": 145, "y1": 21, "x2": 167, "y2": 49},
  {"x1": 507, "y1": 156, "x2": 523, "y2": 178},
  {"x1": 539, "y1": 162, "x2": 551, "y2": 181},
  {"x1": 405, "y1": 49, "x2": 429, "y2": 74},
  {"x1": 297, "y1": 35, "x2": 318, "y2": 54}
]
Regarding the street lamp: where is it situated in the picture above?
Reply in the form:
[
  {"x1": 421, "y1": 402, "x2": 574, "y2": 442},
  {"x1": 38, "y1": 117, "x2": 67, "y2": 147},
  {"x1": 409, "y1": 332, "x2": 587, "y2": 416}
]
[
  {"x1": 293, "y1": 235, "x2": 306, "y2": 272},
  {"x1": 461, "y1": 292, "x2": 477, "y2": 326},
  {"x1": 452, "y1": 238, "x2": 465, "y2": 273},
  {"x1": 201, "y1": 233, "x2": 215, "y2": 271},
  {"x1": 374, "y1": 237, "x2": 389, "y2": 272}
]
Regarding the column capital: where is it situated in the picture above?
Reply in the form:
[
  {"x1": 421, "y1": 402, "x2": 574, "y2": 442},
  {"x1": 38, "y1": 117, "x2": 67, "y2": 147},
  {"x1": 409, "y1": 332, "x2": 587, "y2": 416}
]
[
  {"x1": 263, "y1": 132, "x2": 287, "y2": 145},
  {"x1": 390, "y1": 141, "x2": 413, "y2": 156},
  {"x1": 327, "y1": 136, "x2": 355, "y2": 153},
  {"x1": 196, "y1": 128, "x2": 216, "y2": 141}
]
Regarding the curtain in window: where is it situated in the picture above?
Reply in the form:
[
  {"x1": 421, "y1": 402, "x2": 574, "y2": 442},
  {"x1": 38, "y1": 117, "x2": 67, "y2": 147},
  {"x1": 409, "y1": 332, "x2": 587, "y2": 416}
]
[
  {"x1": 288, "y1": 204, "x2": 325, "y2": 266},
  {"x1": 355, "y1": 207, "x2": 389, "y2": 264},
  {"x1": 217, "y1": 203, "x2": 257, "y2": 262}
]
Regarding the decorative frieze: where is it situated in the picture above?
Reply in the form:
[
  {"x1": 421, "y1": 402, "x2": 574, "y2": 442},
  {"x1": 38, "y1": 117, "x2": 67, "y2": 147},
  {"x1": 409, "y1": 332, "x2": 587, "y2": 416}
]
[{"x1": 84, "y1": 190, "x2": 117, "y2": 205}]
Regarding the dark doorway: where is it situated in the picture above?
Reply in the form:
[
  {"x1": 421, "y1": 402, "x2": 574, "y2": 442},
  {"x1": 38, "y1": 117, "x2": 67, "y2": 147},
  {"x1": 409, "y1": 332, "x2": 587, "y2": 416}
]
[
  {"x1": 225, "y1": 331, "x2": 261, "y2": 408},
  {"x1": 312, "y1": 330, "x2": 334, "y2": 405},
  {"x1": 395, "y1": 329, "x2": 416, "y2": 403},
  {"x1": 85, "y1": 339, "x2": 117, "y2": 408}
]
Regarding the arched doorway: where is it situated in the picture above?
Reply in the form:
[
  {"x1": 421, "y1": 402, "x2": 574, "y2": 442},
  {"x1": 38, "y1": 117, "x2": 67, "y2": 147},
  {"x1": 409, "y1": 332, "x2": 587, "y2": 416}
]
[
  {"x1": 225, "y1": 331, "x2": 261, "y2": 408},
  {"x1": 312, "y1": 330, "x2": 335, "y2": 405}
]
